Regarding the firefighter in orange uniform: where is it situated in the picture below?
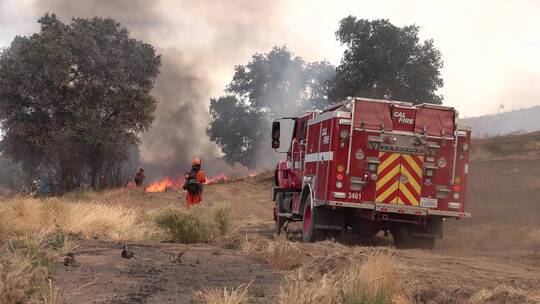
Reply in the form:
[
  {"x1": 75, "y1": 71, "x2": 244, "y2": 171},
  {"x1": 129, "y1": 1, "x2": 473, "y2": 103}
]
[{"x1": 183, "y1": 158, "x2": 206, "y2": 208}]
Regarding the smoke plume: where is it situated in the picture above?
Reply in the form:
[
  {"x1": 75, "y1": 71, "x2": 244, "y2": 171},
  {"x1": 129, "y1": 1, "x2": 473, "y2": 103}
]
[{"x1": 33, "y1": 0, "x2": 288, "y2": 178}]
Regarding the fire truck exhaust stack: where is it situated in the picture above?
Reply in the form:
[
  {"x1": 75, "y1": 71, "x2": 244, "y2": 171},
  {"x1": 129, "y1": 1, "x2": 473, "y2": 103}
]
[{"x1": 272, "y1": 97, "x2": 472, "y2": 249}]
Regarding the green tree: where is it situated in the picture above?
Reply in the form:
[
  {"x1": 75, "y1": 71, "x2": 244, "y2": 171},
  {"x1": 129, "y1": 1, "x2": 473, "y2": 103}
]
[
  {"x1": 0, "y1": 13, "x2": 160, "y2": 191},
  {"x1": 207, "y1": 96, "x2": 265, "y2": 167},
  {"x1": 208, "y1": 46, "x2": 334, "y2": 168},
  {"x1": 330, "y1": 17, "x2": 444, "y2": 104}
]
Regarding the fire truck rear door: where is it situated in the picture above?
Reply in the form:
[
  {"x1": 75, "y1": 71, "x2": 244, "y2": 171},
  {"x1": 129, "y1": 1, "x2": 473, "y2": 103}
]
[{"x1": 375, "y1": 152, "x2": 424, "y2": 206}]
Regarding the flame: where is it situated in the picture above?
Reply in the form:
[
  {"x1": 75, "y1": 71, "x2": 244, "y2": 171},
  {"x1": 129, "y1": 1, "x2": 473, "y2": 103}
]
[
  {"x1": 143, "y1": 171, "x2": 255, "y2": 193},
  {"x1": 145, "y1": 176, "x2": 185, "y2": 193},
  {"x1": 205, "y1": 173, "x2": 229, "y2": 185},
  {"x1": 126, "y1": 181, "x2": 136, "y2": 189}
]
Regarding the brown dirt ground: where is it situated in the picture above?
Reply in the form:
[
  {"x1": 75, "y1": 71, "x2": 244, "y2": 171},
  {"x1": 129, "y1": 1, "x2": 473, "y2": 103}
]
[{"x1": 55, "y1": 155, "x2": 540, "y2": 303}]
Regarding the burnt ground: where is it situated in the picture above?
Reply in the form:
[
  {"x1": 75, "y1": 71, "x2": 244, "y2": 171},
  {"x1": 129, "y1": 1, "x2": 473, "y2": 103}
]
[
  {"x1": 53, "y1": 157, "x2": 540, "y2": 303},
  {"x1": 56, "y1": 240, "x2": 282, "y2": 303}
]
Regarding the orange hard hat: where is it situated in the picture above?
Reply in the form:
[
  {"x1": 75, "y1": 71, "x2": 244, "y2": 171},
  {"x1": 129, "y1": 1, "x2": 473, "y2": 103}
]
[{"x1": 192, "y1": 158, "x2": 201, "y2": 166}]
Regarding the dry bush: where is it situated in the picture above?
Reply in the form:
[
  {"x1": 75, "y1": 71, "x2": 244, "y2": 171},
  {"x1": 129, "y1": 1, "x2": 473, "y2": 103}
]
[
  {"x1": 242, "y1": 234, "x2": 302, "y2": 270},
  {"x1": 469, "y1": 285, "x2": 540, "y2": 304},
  {"x1": 155, "y1": 202, "x2": 233, "y2": 243},
  {"x1": 195, "y1": 282, "x2": 251, "y2": 304},
  {"x1": 156, "y1": 207, "x2": 215, "y2": 243}
]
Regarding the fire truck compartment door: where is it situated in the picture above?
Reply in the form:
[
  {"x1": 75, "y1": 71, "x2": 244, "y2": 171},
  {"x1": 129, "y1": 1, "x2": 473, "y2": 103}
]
[{"x1": 375, "y1": 152, "x2": 424, "y2": 206}]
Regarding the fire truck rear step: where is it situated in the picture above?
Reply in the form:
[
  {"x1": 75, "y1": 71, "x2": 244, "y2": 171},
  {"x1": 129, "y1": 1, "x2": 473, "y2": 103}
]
[{"x1": 314, "y1": 224, "x2": 344, "y2": 231}]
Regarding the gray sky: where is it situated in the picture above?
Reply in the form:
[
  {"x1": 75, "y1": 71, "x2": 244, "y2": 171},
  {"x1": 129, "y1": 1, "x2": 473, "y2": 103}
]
[{"x1": 1, "y1": 0, "x2": 539, "y2": 117}]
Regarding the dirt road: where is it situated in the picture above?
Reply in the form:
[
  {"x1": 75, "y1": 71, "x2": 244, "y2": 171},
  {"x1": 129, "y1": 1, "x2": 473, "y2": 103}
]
[{"x1": 56, "y1": 158, "x2": 540, "y2": 303}]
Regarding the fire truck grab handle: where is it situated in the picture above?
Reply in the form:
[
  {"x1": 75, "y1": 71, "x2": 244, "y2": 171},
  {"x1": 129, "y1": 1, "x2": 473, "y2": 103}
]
[
  {"x1": 346, "y1": 99, "x2": 356, "y2": 175},
  {"x1": 291, "y1": 139, "x2": 297, "y2": 170}
]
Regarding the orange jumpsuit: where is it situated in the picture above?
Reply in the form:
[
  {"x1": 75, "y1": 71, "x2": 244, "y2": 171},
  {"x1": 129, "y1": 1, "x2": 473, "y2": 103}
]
[{"x1": 186, "y1": 170, "x2": 206, "y2": 208}]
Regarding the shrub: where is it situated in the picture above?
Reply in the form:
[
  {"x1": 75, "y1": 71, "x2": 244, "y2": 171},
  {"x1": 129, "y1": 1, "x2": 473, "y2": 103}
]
[
  {"x1": 155, "y1": 208, "x2": 215, "y2": 243},
  {"x1": 213, "y1": 202, "x2": 232, "y2": 236}
]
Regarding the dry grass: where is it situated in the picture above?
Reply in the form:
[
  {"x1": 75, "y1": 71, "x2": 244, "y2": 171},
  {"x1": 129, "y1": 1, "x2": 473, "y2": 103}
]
[
  {"x1": 195, "y1": 282, "x2": 252, "y2": 304},
  {"x1": 470, "y1": 131, "x2": 540, "y2": 161},
  {"x1": 279, "y1": 269, "x2": 340, "y2": 304},
  {"x1": 340, "y1": 253, "x2": 399, "y2": 304},
  {"x1": 278, "y1": 249, "x2": 407, "y2": 304},
  {"x1": 0, "y1": 233, "x2": 59, "y2": 304},
  {"x1": 469, "y1": 285, "x2": 540, "y2": 304},
  {"x1": 0, "y1": 196, "x2": 158, "y2": 242},
  {"x1": 40, "y1": 279, "x2": 66, "y2": 304},
  {"x1": 213, "y1": 202, "x2": 233, "y2": 236},
  {"x1": 242, "y1": 234, "x2": 302, "y2": 270}
]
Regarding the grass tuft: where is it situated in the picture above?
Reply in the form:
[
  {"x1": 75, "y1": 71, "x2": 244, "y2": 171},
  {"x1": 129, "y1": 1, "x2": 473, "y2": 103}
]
[
  {"x1": 340, "y1": 252, "x2": 398, "y2": 304},
  {"x1": 195, "y1": 282, "x2": 252, "y2": 304},
  {"x1": 213, "y1": 202, "x2": 232, "y2": 236},
  {"x1": 242, "y1": 234, "x2": 302, "y2": 270},
  {"x1": 40, "y1": 279, "x2": 66, "y2": 304}
]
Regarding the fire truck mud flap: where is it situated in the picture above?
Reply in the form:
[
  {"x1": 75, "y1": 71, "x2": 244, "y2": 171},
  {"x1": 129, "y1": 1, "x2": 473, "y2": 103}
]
[{"x1": 313, "y1": 206, "x2": 346, "y2": 231}]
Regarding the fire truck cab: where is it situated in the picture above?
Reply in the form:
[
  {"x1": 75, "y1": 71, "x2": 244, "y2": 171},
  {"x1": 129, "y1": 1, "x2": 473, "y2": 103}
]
[{"x1": 272, "y1": 97, "x2": 471, "y2": 249}]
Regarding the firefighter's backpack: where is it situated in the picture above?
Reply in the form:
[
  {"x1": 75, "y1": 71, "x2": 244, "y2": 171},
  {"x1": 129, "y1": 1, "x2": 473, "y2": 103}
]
[{"x1": 184, "y1": 170, "x2": 201, "y2": 195}]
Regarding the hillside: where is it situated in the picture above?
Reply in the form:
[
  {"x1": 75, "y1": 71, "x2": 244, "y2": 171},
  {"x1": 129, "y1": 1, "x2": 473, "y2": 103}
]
[{"x1": 461, "y1": 106, "x2": 540, "y2": 138}]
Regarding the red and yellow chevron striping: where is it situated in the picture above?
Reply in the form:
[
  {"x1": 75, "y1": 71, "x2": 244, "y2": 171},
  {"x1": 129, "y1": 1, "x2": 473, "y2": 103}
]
[{"x1": 375, "y1": 152, "x2": 424, "y2": 206}]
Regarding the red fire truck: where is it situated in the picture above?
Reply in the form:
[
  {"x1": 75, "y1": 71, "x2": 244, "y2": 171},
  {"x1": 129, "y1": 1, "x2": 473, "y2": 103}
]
[{"x1": 271, "y1": 97, "x2": 471, "y2": 249}]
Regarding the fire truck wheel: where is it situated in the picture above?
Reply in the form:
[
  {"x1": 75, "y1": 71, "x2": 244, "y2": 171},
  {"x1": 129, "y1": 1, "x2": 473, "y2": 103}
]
[
  {"x1": 392, "y1": 224, "x2": 435, "y2": 249},
  {"x1": 274, "y1": 193, "x2": 286, "y2": 235},
  {"x1": 413, "y1": 237, "x2": 436, "y2": 250},
  {"x1": 302, "y1": 196, "x2": 321, "y2": 242}
]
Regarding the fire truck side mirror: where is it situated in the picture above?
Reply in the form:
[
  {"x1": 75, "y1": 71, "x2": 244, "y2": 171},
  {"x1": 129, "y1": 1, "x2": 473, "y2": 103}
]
[{"x1": 272, "y1": 121, "x2": 280, "y2": 149}]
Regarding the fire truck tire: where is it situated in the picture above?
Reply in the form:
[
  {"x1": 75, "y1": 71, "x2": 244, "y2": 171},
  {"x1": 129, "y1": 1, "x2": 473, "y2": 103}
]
[
  {"x1": 274, "y1": 193, "x2": 286, "y2": 235},
  {"x1": 350, "y1": 218, "x2": 379, "y2": 239},
  {"x1": 392, "y1": 224, "x2": 435, "y2": 249},
  {"x1": 301, "y1": 196, "x2": 322, "y2": 242}
]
